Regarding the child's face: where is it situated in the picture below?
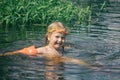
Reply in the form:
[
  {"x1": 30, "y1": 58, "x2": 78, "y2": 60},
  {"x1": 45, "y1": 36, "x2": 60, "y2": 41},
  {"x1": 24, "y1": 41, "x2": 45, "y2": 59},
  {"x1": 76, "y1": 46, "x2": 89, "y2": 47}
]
[{"x1": 48, "y1": 31, "x2": 65, "y2": 49}]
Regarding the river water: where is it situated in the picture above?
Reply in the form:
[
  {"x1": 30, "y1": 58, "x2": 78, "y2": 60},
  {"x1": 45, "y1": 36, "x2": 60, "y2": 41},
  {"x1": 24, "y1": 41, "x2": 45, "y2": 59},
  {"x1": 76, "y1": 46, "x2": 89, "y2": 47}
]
[{"x1": 0, "y1": 0, "x2": 120, "y2": 80}]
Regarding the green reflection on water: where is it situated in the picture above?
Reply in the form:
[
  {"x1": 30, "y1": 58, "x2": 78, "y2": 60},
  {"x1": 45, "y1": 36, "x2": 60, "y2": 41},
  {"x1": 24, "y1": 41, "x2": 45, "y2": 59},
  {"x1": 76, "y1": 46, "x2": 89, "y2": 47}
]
[{"x1": 0, "y1": 25, "x2": 46, "y2": 48}]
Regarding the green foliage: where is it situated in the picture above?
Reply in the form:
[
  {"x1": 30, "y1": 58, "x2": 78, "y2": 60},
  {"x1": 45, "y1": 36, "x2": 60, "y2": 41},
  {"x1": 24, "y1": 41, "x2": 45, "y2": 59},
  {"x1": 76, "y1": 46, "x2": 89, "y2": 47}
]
[{"x1": 0, "y1": 0, "x2": 94, "y2": 29}]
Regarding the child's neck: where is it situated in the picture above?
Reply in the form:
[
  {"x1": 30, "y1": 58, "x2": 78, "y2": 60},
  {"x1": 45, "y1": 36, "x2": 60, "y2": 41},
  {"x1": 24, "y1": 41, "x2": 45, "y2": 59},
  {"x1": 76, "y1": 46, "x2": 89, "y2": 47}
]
[
  {"x1": 47, "y1": 44, "x2": 60, "y2": 50},
  {"x1": 47, "y1": 45, "x2": 63, "y2": 55}
]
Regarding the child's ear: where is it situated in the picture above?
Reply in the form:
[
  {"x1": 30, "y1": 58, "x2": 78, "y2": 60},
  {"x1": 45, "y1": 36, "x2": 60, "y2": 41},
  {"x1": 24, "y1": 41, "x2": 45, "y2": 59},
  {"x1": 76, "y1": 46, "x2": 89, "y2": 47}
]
[{"x1": 47, "y1": 35, "x2": 50, "y2": 41}]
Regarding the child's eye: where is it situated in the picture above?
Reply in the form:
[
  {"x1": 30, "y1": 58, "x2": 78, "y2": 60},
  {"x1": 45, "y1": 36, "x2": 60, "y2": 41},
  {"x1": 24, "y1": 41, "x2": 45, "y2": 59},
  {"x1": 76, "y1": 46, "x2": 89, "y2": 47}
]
[
  {"x1": 55, "y1": 36, "x2": 59, "y2": 38},
  {"x1": 55, "y1": 36, "x2": 64, "y2": 39},
  {"x1": 61, "y1": 37, "x2": 65, "y2": 39}
]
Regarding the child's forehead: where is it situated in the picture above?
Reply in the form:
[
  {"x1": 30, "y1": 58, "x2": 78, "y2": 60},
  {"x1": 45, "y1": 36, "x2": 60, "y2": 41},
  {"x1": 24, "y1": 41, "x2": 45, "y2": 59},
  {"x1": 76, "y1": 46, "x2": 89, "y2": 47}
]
[{"x1": 51, "y1": 31, "x2": 65, "y2": 36}]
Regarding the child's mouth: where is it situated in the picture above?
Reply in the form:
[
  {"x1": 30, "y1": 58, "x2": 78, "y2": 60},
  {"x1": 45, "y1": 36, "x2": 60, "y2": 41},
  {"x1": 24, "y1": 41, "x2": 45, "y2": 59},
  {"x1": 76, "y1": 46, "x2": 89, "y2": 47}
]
[{"x1": 55, "y1": 42, "x2": 62, "y2": 46}]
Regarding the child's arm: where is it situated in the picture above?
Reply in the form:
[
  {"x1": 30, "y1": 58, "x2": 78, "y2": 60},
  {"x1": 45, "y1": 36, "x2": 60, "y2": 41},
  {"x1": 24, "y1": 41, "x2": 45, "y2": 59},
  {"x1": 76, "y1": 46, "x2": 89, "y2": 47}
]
[
  {"x1": 35, "y1": 47, "x2": 46, "y2": 57},
  {"x1": 0, "y1": 51, "x2": 18, "y2": 56},
  {"x1": 15, "y1": 45, "x2": 38, "y2": 55},
  {"x1": 0, "y1": 45, "x2": 38, "y2": 56},
  {"x1": 52, "y1": 56, "x2": 101, "y2": 70},
  {"x1": 61, "y1": 56, "x2": 90, "y2": 67},
  {"x1": 63, "y1": 56, "x2": 102, "y2": 70}
]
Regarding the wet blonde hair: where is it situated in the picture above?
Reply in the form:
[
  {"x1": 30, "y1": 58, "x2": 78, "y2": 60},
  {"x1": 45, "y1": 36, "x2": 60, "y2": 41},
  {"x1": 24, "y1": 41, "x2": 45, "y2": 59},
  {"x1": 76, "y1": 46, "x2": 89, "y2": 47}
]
[
  {"x1": 45, "y1": 21, "x2": 69, "y2": 46},
  {"x1": 46, "y1": 21, "x2": 68, "y2": 36}
]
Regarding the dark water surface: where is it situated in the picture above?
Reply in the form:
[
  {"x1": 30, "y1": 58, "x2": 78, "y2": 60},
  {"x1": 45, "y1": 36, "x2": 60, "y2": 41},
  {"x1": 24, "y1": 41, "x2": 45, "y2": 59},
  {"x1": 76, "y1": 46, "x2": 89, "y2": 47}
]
[{"x1": 0, "y1": 0, "x2": 120, "y2": 80}]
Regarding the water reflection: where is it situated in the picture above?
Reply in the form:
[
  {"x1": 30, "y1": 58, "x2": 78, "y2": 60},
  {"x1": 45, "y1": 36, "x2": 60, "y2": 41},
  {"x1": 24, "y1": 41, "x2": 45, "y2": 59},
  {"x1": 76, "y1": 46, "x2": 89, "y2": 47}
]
[{"x1": 45, "y1": 60, "x2": 64, "y2": 80}]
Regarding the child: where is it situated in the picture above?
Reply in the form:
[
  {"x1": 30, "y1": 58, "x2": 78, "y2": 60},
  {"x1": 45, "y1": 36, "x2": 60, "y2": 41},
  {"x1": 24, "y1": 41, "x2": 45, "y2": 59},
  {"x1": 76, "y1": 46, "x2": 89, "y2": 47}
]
[
  {"x1": 0, "y1": 22, "x2": 99, "y2": 68},
  {"x1": 36, "y1": 21, "x2": 68, "y2": 59},
  {"x1": 0, "y1": 22, "x2": 67, "y2": 58}
]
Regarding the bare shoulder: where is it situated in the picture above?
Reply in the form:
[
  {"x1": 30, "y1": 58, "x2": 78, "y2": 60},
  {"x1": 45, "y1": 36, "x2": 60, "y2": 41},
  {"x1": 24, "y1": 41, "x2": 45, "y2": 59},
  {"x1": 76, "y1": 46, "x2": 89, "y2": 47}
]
[{"x1": 36, "y1": 46, "x2": 46, "y2": 54}]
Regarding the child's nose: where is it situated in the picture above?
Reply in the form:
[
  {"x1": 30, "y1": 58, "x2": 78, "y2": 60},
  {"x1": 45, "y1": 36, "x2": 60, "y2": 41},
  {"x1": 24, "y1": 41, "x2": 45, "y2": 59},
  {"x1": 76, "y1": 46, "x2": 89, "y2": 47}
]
[{"x1": 58, "y1": 38, "x2": 62, "y2": 42}]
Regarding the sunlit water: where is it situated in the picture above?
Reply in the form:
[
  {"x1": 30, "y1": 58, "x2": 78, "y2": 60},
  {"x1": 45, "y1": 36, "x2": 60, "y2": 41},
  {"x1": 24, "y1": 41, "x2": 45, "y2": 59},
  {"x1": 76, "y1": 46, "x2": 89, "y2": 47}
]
[{"x1": 0, "y1": 0, "x2": 120, "y2": 80}]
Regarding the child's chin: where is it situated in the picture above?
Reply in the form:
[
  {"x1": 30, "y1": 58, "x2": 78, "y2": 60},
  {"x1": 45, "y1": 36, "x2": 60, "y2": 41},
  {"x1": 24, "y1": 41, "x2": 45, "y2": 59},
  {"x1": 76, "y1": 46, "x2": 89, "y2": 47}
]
[{"x1": 54, "y1": 45, "x2": 61, "y2": 49}]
